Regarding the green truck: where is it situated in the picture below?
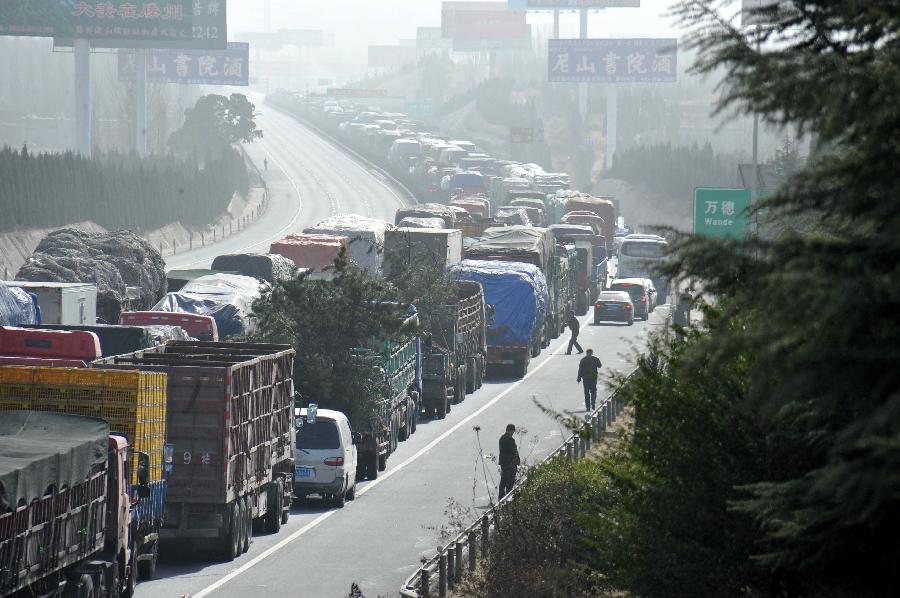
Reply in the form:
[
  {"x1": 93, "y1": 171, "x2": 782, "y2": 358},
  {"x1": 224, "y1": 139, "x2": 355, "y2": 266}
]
[
  {"x1": 422, "y1": 281, "x2": 487, "y2": 419},
  {"x1": 550, "y1": 247, "x2": 578, "y2": 335}
]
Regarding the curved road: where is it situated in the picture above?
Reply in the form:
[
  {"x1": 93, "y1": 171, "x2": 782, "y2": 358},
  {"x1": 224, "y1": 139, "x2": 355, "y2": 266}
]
[{"x1": 165, "y1": 100, "x2": 410, "y2": 271}]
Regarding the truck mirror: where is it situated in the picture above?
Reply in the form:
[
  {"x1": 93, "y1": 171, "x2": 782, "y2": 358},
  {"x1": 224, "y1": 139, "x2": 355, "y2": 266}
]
[{"x1": 137, "y1": 451, "x2": 151, "y2": 486}]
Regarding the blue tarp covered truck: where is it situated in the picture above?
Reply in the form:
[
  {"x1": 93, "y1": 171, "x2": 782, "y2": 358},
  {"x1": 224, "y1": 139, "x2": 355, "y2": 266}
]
[{"x1": 449, "y1": 260, "x2": 548, "y2": 378}]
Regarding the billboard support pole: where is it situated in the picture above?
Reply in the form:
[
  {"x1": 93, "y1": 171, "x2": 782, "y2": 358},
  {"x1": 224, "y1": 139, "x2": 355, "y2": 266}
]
[
  {"x1": 553, "y1": 10, "x2": 559, "y2": 38},
  {"x1": 578, "y1": 8, "x2": 588, "y2": 122},
  {"x1": 135, "y1": 49, "x2": 148, "y2": 157},
  {"x1": 606, "y1": 85, "x2": 617, "y2": 169},
  {"x1": 74, "y1": 39, "x2": 92, "y2": 158}
]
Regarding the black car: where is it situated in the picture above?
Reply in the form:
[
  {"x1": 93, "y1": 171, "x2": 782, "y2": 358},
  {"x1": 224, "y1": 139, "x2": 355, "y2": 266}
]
[
  {"x1": 594, "y1": 291, "x2": 634, "y2": 325},
  {"x1": 609, "y1": 279, "x2": 652, "y2": 321}
]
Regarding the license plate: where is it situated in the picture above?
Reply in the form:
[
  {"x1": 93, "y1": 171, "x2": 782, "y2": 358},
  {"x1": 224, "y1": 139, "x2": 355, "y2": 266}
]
[
  {"x1": 295, "y1": 467, "x2": 313, "y2": 478},
  {"x1": 606, "y1": 305, "x2": 619, "y2": 310}
]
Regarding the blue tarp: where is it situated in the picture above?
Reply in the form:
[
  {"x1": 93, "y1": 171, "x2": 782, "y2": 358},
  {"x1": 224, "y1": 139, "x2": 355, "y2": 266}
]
[
  {"x1": 448, "y1": 260, "x2": 548, "y2": 347},
  {"x1": 152, "y1": 274, "x2": 267, "y2": 338},
  {"x1": 0, "y1": 282, "x2": 39, "y2": 326}
]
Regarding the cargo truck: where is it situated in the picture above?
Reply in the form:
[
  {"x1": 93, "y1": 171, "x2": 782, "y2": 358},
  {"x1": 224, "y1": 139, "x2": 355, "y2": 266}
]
[
  {"x1": 449, "y1": 260, "x2": 548, "y2": 378},
  {"x1": 0, "y1": 325, "x2": 101, "y2": 367},
  {"x1": 421, "y1": 281, "x2": 487, "y2": 419},
  {"x1": 0, "y1": 410, "x2": 149, "y2": 598},
  {"x1": 383, "y1": 228, "x2": 463, "y2": 280},
  {"x1": 564, "y1": 196, "x2": 616, "y2": 252},
  {"x1": 95, "y1": 341, "x2": 295, "y2": 560},
  {"x1": 352, "y1": 328, "x2": 420, "y2": 479},
  {"x1": 3, "y1": 282, "x2": 97, "y2": 326},
  {"x1": 0, "y1": 365, "x2": 170, "y2": 580}
]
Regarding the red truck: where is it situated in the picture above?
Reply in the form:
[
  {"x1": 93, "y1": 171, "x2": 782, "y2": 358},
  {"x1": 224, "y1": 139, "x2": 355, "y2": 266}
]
[
  {"x1": 120, "y1": 312, "x2": 219, "y2": 341},
  {"x1": 564, "y1": 196, "x2": 616, "y2": 253},
  {"x1": 0, "y1": 410, "x2": 148, "y2": 598},
  {"x1": 0, "y1": 325, "x2": 101, "y2": 367},
  {"x1": 95, "y1": 341, "x2": 295, "y2": 560}
]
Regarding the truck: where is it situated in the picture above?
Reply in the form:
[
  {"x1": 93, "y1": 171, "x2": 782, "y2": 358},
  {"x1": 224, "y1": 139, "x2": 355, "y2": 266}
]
[
  {"x1": 352, "y1": 327, "x2": 421, "y2": 480},
  {"x1": 95, "y1": 341, "x2": 296, "y2": 560},
  {"x1": 120, "y1": 312, "x2": 219, "y2": 341},
  {"x1": 394, "y1": 204, "x2": 458, "y2": 229},
  {"x1": 3, "y1": 281, "x2": 97, "y2": 326},
  {"x1": 421, "y1": 281, "x2": 487, "y2": 419},
  {"x1": 549, "y1": 224, "x2": 609, "y2": 313},
  {"x1": 549, "y1": 248, "x2": 578, "y2": 336},
  {"x1": 304, "y1": 215, "x2": 393, "y2": 274},
  {"x1": 0, "y1": 410, "x2": 148, "y2": 598},
  {"x1": 465, "y1": 226, "x2": 557, "y2": 348},
  {"x1": 383, "y1": 228, "x2": 463, "y2": 280},
  {"x1": 564, "y1": 195, "x2": 616, "y2": 253},
  {"x1": 0, "y1": 325, "x2": 101, "y2": 367},
  {"x1": 269, "y1": 233, "x2": 351, "y2": 272},
  {"x1": 20, "y1": 323, "x2": 191, "y2": 358},
  {"x1": 449, "y1": 260, "x2": 549, "y2": 378},
  {"x1": 0, "y1": 365, "x2": 170, "y2": 581}
]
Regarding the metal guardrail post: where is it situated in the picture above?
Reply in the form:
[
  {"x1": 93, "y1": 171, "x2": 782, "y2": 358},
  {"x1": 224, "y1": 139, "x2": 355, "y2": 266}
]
[
  {"x1": 455, "y1": 540, "x2": 464, "y2": 580},
  {"x1": 586, "y1": 417, "x2": 593, "y2": 450},
  {"x1": 421, "y1": 568, "x2": 430, "y2": 598},
  {"x1": 439, "y1": 553, "x2": 447, "y2": 597},
  {"x1": 468, "y1": 531, "x2": 477, "y2": 570},
  {"x1": 447, "y1": 546, "x2": 456, "y2": 589},
  {"x1": 566, "y1": 440, "x2": 574, "y2": 461},
  {"x1": 481, "y1": 515, "x2": 490, "y2": 558}
]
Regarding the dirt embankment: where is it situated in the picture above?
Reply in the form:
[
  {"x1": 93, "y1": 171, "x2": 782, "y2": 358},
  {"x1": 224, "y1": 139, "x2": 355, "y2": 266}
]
[{"x1": 0, "y1": 187, "x2": 266, "y2": 279}]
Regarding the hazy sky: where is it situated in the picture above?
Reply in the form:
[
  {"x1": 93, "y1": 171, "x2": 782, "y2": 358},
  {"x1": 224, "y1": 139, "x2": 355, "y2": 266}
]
[{"x1": 228, "y1": 0, "x2": 686, "y2": 48}]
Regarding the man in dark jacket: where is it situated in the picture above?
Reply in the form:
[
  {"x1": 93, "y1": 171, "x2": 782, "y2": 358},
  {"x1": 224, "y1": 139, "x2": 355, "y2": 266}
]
[
  {"x1": 566, "y1": 313, "x2": 583, "y2": 355},
  {"x1": 498, "y1": 424, "x2": 520, "y2": 498},
  {"x1": 577, "y1": 349, "x2": 603, "y2": 410}
]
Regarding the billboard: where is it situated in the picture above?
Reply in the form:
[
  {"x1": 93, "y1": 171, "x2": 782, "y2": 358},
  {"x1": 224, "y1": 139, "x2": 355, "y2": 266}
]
[
  {"x1": 56, "y1": 0, "x2": 226, "y2": 50},
  {"x1": 0, "y1": 0, "x2": 193, "y2": 42},
  {"x1": 442, "y1": 1, "x2": 529, "y2": 41},
  {"x1": 118, "y1": 41, "x2": 248, "y2": 85},
  {"x1": 368, "y1": 45, "x2": 423, "y2": 70},
  {"x1": 548, "y1": 38, "x2": 677, "y2": 83},
  {"x1": 508, "y1": 0, "x2": 639, "y2": 7},
  {"x1": 417, "y1": 26, "x2": 450, "y2": 49}
]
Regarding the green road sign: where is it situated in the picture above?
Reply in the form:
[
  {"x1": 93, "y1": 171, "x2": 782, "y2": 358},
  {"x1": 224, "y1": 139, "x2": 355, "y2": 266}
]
[
  {"x1": 693, "y1": 187, "x2": 755, "y2": 238},
  {"x1": 407, "y1": 101, "x2": 434, "y2": 120}
]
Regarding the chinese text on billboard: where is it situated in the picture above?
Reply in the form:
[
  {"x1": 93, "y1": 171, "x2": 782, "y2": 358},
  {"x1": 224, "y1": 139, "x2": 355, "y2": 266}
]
[{"x1": 548, "y1": 38, "x2": 677, "y2": 83}]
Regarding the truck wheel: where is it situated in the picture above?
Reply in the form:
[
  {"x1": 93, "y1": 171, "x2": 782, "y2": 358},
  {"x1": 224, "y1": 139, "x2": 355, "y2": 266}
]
[
  {"x1": 436, "y1": 385, "x2": 448, "y2": 419},
  {"x1": 137, "y1": 540, "x2": 158, "y2": 581},
  {"x1": 465, "y1": 357, "x2": 477, "y2": 394},
  {"x1": 514, "y1": 360, "x2": 528, "y2": 378},
  {"x1": 265, "y1": 479, "x2": 284, "y2": 534},
  {"x1": 453, "y1": 366, "x2": 466, "y2": 404},
  {"x1": 410, "y1": 406, "x2": 418, "y2": 434},
  {"x1": 378, "y1": 452, "x2": 387, "y2": 472},
  {"x1": 333, "y1": 490, "x2": 346, "y2": 509},
  {"x1": 123, "y1": 543, "x2": 137, "y2": 598},
  {"x1": 220, "y1": 502, "x2": 241, "y2": 561}
]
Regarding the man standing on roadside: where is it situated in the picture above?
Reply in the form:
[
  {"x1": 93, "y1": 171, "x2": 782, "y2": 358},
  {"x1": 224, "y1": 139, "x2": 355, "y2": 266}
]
[
  {"x1": 577, "y1": 349, "x2": 603, "y2": 411},
  {"x1": 566, "y1": 312, "x2": 584, "y2": 355},
  {"x1": 498, "y1": 424, "x2": 520, "y2": 498}
]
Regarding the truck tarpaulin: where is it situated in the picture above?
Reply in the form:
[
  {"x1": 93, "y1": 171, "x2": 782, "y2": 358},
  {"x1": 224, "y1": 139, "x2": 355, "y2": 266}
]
[
  {"x1": 449, "y1": 260, "x2": 548, "y2": 347},
  {"x1": 0, "y1": 282, "x2": 38, "y2": 326},
  {"x1": 0, "y1": 411, "x2": 108, "y2": 511},
  {"x1": 270, "y1": 234, "x2": 351, "y2": 271},
  {"x1": 395, "y1": 203, "x2": 457, "y2": 228},
  {"x1": 466, "y1": 226, "x2": 554, "y2": 271},
  {"x1": 152, "y1": 274, "x2": 267, "y2": 338},
  {"x1": 210, "y1": 253, "x2": 296, "y2": 284},
  {"x1": 304, "y1": 215, "x2": 394, "y2": 273}
]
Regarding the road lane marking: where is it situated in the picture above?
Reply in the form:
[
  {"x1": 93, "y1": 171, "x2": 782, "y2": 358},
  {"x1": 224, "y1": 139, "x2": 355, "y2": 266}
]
[{"x1": 191, "y1": 314, "x2": 591, "y2": 597}]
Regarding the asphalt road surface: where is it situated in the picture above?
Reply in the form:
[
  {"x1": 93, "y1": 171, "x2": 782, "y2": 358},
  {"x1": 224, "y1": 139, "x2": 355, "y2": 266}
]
[
  {"x1": 136, "y1": 304, "x2": 668, "y2": 598},
  {"x1": 164, "y1": 99, "x2": 410, "y2": 271}
]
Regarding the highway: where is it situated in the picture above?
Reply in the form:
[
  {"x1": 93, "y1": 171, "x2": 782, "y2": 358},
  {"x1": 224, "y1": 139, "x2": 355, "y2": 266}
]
[
  {"x1": 146, "y1": 104, "x2": 668, "y2": 597},
  {"x1": 164, "y1": 100, "x2": 411, "y2": 271},
  {"x1": 136, "y1": 306, "x2": 667, "y2": 598}
]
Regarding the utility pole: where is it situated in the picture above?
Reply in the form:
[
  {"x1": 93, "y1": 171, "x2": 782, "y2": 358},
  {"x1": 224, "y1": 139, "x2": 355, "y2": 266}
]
[
  {"x1": 135, "y1": 49, "x2": 148, "y2": 157},
  {"x1": 74, "y1": 39, "x2": 92, "y2": 158}
]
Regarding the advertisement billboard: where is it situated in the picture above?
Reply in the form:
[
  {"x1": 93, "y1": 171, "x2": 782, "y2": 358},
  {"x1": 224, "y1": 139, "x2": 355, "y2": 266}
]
[
  {"x1": 56, "y1": 0, "x2": 226, "y2": 50},
  {"x1": 442, "y1": 1, "x2": 529, "y2": 41},
  {"x1": 548, "y1": 38, "x2": 677, "y2": 83},
  {"x1": 508, "y1": 0, "x2": 639, "y2": 8},
  {"x1": 118, "y1": 41, "x2": 248, "y2": 85},
  {"x1": 0, "y1": 0, "x2": 193, "y2": 42}
]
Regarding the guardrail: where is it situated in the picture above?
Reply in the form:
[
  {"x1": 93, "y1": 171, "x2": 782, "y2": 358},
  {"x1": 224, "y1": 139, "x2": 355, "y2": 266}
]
[{"x1": 399, "y1": 384, "x2": 629, "y2": 598}]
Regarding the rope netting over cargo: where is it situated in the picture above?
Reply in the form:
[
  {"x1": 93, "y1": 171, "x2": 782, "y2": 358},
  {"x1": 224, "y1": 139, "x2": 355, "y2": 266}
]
[{"x1": 15, "y1": 228, "x2": 166, "y2": 324}]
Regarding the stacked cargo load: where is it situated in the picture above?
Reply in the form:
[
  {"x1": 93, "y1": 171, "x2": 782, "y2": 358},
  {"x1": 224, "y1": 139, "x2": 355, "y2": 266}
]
[
  {"x1": 269, "y1": 233, "x2": 351, "y2": 271},
  {"x1": 0, "y1": 366, "x2": 168, "y2": 578},
  {"x1": 395, "y1": 203, "x2": 457, "y2": 228},
  {"x1": 383, "y1": 228, "x2": 463, "y2": 279},
  {"x1": 304, "y1": 215, "x2": 393, "y2": 273},
  {"x1": 210, "y1": 253, "x2": 297, "y2": 284}
]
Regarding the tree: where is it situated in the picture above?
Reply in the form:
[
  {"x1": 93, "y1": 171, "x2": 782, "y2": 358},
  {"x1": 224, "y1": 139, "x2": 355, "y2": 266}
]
[
  {"x1": 168, "y1": 93, "x2": 262, "y2": 158},
  {"x1": 250, "y1": 254, "x2": 408, "y2": 428}
]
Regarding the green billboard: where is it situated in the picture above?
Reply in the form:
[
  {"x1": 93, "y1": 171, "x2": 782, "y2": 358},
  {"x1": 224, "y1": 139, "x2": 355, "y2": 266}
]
[
  {"x1": 693, "y1": 187, "x2": 756, "y2": 239},
  {"x1": 0, "y1": 0, "x2": 193, "y2": 43}
]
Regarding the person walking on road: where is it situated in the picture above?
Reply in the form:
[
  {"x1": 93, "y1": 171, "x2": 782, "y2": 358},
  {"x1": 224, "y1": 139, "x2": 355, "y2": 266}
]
[
  {"x1": 498, "y1": 424, "x2": 520, "y2": 498},
  {"x1": 577, "y1": 349, "x2": 603, "y2": 411},
  {"x1": 566, "y1": 313, "x2": 584, "y2": 355}
]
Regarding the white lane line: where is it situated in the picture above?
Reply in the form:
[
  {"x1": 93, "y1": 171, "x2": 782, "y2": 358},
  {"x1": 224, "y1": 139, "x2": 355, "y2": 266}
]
[
  {"x1": 191, "y1": 314, "x2": 590, "y2": 598},
  {"x1": 168, "y1": 139, "x2": 304, "y2": 270}
]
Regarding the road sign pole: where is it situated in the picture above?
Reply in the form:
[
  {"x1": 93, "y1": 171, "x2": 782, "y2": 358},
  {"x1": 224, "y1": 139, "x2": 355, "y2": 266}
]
[
  {"x1": 578, "y1": 7, "x2": 588, "y2": 121},
  {"x1": 74, "y1": 39, "x2": 92, "y2": 158},
  {"x1": 135, "y1": 49, "x2": 148, "y2": 157},
  {"x1": 606, "y1": 85, "x2": 617, "y2": 169}
]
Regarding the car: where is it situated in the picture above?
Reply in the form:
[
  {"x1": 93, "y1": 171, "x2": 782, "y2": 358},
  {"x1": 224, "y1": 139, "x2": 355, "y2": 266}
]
[
  {"x1": 594, "y1": 291, "x2": 634, "y2": 325},
  {"x1": 608, "y1": 278, "x2": 653, "y2": 321},
  {"x1": 293, "y1": 407, "x2": 358, "y2": 508}
]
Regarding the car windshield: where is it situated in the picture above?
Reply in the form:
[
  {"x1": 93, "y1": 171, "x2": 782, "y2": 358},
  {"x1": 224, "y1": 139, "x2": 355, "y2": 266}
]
[
  {"x1": 621, "y1": 242, "x2": 666, "y2": 258},
  {"x1": 610, "y1": 284, "x2": 645, "y2": 300},
  {"x1": 296, "y1": 419, "x2": 340, "y2": 450},
  {"x1": 600, "y1": 292, "x2": 630, "y2": 302}
]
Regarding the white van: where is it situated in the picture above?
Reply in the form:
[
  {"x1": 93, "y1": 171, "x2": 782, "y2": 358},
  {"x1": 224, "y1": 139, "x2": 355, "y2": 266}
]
[{"x1": 293, "y1": 407, "x2": 358, "y2": 508}]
